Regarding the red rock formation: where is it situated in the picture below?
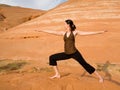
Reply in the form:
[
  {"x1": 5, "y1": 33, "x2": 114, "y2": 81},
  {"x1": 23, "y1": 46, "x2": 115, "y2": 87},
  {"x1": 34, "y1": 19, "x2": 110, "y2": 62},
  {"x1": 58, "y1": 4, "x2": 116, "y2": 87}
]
[
  {"x1": 0, "y1": 1, "x2": 120, "y2": 90},
  {"x1": 0, "y1": 0, "x2": 119, "y2": 62},
  {"x1": 0, "y1": 4, "x2": 45, "y2": 32}
]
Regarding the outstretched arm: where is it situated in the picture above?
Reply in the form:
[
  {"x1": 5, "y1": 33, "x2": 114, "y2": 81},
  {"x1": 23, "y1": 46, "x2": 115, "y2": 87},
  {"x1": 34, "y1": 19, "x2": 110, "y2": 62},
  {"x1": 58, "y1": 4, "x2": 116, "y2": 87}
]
[
  {"x1": 35, "y1": 30, "x2": 65, "y2": 36},
  {"x1": 76, "y1": 30, "x2": 107, "y2": 36}
]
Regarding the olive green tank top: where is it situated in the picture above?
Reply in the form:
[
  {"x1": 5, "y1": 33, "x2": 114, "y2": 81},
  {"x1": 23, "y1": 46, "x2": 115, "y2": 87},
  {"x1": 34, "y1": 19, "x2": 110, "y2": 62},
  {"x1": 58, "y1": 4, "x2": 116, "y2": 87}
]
[{"x1": 64, "y1": 32, "x2": 77, "y2": 54}]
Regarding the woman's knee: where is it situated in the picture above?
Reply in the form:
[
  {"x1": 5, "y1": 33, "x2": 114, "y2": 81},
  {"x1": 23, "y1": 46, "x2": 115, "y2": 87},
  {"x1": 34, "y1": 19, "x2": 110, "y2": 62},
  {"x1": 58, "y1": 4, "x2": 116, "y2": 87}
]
[
  {"x1": 49, "y1": 54, "x2": 55, "y2": 61},
  {"x1": 49, "y1": 55, "x2": 57, "y2": 65}
]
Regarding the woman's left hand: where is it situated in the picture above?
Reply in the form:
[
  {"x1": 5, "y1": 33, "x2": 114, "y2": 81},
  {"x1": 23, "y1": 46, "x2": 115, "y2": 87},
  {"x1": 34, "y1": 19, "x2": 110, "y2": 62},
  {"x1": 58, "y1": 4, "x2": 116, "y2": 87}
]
[
  {"x1": 104, "y1": 30, "x2": 107, "y2": 32},
  {"x1": 100, "y1": 30, "x2": 107, "y2": 34}
]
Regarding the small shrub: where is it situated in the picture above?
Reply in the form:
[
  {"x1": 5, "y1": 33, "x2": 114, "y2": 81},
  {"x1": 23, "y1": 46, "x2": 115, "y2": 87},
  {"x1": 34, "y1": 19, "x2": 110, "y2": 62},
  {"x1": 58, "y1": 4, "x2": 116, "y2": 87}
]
[{"x1": 0, "y1": 61, "x2": 27, "y2": 72}]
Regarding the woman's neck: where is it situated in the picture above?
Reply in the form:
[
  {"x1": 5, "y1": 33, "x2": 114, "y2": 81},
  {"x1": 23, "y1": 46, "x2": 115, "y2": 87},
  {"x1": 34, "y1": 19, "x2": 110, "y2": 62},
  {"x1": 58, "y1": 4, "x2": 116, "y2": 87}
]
[{"x1": 66, "y1": 28, "x2": 71, "y2": 32}]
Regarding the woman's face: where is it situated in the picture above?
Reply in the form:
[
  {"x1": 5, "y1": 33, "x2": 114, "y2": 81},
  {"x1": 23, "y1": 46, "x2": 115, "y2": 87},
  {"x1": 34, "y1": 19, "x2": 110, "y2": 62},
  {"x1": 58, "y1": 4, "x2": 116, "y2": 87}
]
[{"x1": 64, "y1": 22, "x2": 70, "y2": 30}]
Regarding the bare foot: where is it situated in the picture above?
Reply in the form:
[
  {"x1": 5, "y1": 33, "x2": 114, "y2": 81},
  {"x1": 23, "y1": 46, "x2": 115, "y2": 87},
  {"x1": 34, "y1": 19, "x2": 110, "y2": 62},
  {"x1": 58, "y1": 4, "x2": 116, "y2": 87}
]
[
  {"x1": 99, "y1": 78, "x2": 104, "y2": 83},
  {"x1": 50, "y1": 74, "x2": 61, "y2": 79}
]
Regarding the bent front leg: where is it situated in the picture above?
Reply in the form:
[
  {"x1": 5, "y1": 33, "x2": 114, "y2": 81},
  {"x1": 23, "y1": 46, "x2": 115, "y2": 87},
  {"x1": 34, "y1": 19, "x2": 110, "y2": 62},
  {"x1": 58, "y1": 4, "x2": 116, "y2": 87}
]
[{"x1": 49, "y1": 52, "x2": 70, "y2": 66}]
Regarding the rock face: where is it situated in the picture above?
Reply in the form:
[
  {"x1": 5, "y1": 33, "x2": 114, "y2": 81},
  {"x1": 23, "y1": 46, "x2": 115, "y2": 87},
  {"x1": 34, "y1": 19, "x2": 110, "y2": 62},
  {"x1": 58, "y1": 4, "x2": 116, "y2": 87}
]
[
  {"x1": 15, "y1": 0, "x2": 119, "y2": 31},
  {"x1": 0, "y1": 0, "x2": 119, "y2": 62},
  {"x1": 0, "y1": 4, "x2": 45, "y2": 32}
]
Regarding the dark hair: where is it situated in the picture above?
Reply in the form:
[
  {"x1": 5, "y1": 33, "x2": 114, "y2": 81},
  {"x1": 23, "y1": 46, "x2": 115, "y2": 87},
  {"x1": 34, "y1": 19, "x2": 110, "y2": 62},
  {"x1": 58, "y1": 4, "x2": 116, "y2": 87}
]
[{"x1": 65, "y1": 19, "x2": 76, "y2": 31}]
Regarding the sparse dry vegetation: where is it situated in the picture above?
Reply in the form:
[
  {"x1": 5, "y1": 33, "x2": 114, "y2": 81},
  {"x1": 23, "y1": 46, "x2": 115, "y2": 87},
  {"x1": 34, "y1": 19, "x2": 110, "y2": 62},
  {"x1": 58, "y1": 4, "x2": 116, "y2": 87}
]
[{"x1": 0, "y1": 60, "x2": 27, "y2": 73}]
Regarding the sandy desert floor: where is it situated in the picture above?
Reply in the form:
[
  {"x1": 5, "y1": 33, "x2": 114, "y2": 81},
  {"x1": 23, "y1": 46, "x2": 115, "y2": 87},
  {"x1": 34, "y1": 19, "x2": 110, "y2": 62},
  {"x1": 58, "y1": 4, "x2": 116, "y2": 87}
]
[{"x1": 0, "y1": 58, "x2": 120, "y2": 90}]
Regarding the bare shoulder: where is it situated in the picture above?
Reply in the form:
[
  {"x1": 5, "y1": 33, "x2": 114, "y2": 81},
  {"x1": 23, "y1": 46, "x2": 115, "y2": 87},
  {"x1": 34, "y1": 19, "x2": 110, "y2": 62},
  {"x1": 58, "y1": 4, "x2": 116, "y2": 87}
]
[{"x1": 73, "y1": 30, "x2": 78, "y2": 36}]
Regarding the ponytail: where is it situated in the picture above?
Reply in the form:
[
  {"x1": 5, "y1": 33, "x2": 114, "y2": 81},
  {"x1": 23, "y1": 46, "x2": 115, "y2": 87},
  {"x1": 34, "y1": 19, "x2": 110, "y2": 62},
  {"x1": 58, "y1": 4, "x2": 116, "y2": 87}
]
[{"x1": 65, "y1": 19, "x2": 76, "y2": 31}]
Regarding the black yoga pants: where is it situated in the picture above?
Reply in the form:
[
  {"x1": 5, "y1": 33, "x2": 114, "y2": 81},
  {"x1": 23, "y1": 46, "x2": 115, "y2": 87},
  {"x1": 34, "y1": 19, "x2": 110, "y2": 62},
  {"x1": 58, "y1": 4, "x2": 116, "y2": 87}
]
[{"x1": 49, "y1": 50, "x2": 95, "y2": 74}]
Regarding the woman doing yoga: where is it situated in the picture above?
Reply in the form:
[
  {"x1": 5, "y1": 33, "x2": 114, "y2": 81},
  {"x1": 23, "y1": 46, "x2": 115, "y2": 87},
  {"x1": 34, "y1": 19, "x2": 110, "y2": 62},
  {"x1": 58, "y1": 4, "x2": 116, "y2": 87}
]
[{"x1": 36, "y1": 19, "x2": 106, "y2": 83}]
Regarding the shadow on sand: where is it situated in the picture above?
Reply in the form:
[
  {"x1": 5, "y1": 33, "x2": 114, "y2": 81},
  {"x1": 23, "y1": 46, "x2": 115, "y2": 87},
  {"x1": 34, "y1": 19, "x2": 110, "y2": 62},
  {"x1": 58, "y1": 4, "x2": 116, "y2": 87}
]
[{"x1": 81, "y1": 61, "x2": 120, "y2": 86}]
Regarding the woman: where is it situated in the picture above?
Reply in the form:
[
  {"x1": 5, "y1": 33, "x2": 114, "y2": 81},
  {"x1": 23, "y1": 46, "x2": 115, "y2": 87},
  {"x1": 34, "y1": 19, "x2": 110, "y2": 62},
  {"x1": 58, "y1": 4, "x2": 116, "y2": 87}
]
[{"x1": 36, "y1": 19, "x2": 106, "y2": 83}]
